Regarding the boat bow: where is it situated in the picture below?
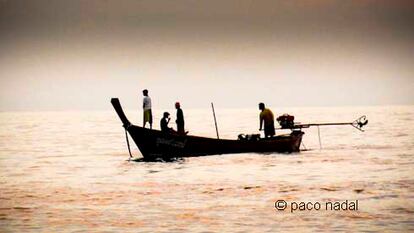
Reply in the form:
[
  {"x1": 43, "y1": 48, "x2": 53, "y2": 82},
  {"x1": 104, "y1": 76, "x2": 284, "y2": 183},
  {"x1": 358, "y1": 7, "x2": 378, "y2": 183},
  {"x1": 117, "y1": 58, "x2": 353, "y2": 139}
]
[{"x1": 111, "y1": 98, "x2": 131, "y2": 128}]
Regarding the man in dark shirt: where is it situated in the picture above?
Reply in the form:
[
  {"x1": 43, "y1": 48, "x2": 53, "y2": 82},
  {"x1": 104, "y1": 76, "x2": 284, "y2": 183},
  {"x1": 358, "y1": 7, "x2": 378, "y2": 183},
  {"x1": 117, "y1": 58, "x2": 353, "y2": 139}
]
[
  {"x1": 160, "y1": 112, "x2": 174, "y2": 133},
  {"x1": 175, "y1": 102, "x2": 185, "y2": 134}
]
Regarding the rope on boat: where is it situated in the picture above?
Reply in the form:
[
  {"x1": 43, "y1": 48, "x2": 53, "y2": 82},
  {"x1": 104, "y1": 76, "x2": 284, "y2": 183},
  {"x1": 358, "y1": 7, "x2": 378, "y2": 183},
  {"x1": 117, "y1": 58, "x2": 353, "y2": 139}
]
[
  {"x1": 124, "y1": 127, "x2": 133, "y2": 161},
  {"x1": 301, "y1": 140, "x2": 307, "y2": 151},
  {"x1": 317, "y1": 126, "x2": 322, "y2": 150}
]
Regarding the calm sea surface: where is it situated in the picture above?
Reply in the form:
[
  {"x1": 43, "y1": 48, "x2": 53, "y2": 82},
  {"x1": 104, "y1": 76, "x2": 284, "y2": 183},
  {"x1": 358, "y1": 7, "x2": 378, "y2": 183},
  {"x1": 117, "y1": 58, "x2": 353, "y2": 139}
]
[{"x1": 0, "y1": 106, "x2": 413, "y2": 232}]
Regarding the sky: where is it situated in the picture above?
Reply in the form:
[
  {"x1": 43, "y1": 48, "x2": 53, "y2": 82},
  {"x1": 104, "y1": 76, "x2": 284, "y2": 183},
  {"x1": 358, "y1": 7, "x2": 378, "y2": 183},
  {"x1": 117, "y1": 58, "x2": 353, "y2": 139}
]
[{"x1": 0, "y1": 0, "x2": 413, "y2": 111}]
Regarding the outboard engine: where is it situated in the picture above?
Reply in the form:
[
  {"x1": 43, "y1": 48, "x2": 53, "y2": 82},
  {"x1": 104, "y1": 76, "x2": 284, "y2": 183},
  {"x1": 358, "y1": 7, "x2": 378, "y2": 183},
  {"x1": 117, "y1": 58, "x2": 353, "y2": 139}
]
[{"x1": 277, "y1": 114, "x2": 295, "y2": 129}]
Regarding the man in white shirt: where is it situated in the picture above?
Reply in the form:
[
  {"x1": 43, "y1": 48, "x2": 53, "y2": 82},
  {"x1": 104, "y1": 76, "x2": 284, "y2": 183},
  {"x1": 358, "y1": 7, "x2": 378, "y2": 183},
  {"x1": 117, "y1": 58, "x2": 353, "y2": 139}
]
[{"x1": 142, "y1": 89, "x2": 152, "y2": 129}]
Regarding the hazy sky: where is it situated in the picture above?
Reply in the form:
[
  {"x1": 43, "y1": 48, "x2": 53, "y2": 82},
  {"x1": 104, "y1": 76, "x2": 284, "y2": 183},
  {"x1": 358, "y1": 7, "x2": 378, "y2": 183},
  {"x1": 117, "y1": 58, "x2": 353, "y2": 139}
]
[{"x1": 0, "y1": 0, "x2": 413, "y2": 111}]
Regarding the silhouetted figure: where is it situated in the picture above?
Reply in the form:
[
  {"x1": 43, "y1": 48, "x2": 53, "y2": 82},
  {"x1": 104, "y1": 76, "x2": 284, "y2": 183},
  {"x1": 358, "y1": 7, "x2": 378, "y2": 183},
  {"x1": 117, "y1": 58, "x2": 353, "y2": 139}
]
[
  {"x1": 160, "y1": 112, "x2": 174, "y2": 133},
  {"x1": 142, "y1": 89, "x2": 152, "y2": 129},
  {"x1": 259, "y1": 103, "x2": 275, "y2": 138},
  {"x1": 175, "y1": 102, "x2": 185, "y2": 134}
]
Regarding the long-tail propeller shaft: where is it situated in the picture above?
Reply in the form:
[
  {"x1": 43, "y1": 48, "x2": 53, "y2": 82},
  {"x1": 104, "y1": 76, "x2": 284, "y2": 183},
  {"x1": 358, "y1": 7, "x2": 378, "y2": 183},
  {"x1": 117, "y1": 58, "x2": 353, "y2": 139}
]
[{"x1": 292, "y1": 115, "x2": 368, "y2": 131}]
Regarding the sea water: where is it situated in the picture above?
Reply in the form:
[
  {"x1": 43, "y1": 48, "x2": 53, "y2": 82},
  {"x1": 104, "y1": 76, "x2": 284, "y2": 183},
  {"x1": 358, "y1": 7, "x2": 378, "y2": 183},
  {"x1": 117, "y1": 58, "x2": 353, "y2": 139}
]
[{"x1": 0, "y1": 106, "x2": 413, "y2": 232}]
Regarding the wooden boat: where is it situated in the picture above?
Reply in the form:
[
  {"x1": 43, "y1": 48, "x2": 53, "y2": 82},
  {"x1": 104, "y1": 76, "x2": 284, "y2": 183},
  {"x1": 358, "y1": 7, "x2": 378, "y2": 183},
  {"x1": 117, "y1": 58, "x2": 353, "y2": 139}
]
[{"x1": 111, "y1": 98, "x2": 304, "y2": 160}]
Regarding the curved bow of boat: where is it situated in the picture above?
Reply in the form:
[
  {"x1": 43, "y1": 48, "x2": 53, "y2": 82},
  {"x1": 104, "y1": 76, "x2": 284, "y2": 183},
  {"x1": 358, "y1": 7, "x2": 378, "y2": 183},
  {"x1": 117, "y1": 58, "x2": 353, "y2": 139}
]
[{"x1": 111, "y1": 98, "x2": 131, "y2": 128}]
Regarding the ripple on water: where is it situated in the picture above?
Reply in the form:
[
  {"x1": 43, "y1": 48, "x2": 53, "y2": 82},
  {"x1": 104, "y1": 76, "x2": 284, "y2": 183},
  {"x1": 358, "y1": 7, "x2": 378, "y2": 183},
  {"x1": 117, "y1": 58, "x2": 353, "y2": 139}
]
[{"x1": 0, "y1": 107, "x2": 413, "y2": 232}]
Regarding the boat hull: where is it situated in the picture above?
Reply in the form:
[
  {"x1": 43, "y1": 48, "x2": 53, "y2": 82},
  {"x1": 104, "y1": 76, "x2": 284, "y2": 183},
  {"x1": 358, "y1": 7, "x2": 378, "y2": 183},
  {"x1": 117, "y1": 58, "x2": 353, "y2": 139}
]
[{"x1": 127, "y1": 125, "x2": 303, "y2": 159}]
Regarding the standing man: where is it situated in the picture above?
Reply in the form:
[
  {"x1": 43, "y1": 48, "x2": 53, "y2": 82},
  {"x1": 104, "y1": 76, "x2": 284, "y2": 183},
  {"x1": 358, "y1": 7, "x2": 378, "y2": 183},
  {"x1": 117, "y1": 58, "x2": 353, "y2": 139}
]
[
  {"x1": 259, "y1": 102, "x2": 275, "y2": 138},
  {"x1": 175, "y1": 102, "x2": 185, "y2": 134},
  {"x1": 142, "y1": 89, "x2": 152, "y2": 129}
]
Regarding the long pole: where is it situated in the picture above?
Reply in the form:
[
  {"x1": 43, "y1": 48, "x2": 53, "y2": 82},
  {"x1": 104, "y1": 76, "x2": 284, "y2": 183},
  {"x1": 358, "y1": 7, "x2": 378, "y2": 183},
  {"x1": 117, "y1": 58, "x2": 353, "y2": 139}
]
[
  {"x1": 211, "y1": 102, "x2": 220, "y2": 139},
  {"x1": 301, "y1": 122, "x2": 353, "y2": 127},
  {"x1": 293, "y1": 116, "x2": 368, "y2": 131}
]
